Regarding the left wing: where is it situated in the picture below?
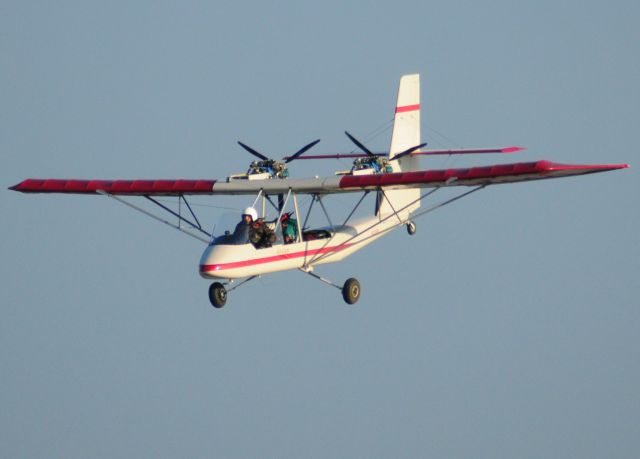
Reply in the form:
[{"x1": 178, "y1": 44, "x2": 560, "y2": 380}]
[{"x1": 10, "y1": 160, "x2": 629, "y2": 196}]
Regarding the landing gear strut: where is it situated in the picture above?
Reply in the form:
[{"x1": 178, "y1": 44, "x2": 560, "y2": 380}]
[{"x1": 300, "y1": 268, "x2": 361, "y2": 305}]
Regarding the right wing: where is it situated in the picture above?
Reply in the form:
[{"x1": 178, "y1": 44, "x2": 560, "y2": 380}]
[{"x1": 337, "y1": 160, "x2": 629, "y2": 190}]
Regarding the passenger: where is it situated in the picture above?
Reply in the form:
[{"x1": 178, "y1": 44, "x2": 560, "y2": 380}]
[
  {"x1": 281, "y1": 213, "x2": 298, "y2": 244},
  {"x1": 249, "y1": 216, "x2": 276, "y2": 249}
]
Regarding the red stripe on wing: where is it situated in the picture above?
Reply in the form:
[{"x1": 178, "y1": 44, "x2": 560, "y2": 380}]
[{"x1": 9, "y1": 179, "x2": 216, "y2": 195}]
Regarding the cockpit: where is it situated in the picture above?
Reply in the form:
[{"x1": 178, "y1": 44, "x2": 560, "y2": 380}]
[
  {"x1": 210, "y1": 221, "x2": 250, "y2": 246},
  {"x1": 208, "y1": 211, "x2": 331, "y2": 248}
]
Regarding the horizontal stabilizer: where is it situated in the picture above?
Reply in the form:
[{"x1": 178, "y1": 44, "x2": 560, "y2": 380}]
[
  {"x1": 413, "y1": 146, "x2": 525, "y2": 155},
  {"x1": 283, "y1": 146, "x2": 524, "y2": 160}
]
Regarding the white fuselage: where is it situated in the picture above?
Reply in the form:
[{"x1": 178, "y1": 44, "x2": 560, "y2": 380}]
[{"x1": 199, "y1": 215, "x2": 399, "y2": 279}]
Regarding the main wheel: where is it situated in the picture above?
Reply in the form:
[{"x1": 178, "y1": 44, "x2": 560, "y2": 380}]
[
  {"x1": 209, "y1": 282, "x2": 227, "y2": 309},
  {"x1": 342, "y1": 278, "x2": 361, "y2": 305},
  {"x1": 406, "y1": 220, "x2": 417, "y2": 235}
]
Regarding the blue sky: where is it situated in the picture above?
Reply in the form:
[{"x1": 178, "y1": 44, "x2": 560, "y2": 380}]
[{"x1": 2, "y1": 1, "x2": 638, "y2": 457}]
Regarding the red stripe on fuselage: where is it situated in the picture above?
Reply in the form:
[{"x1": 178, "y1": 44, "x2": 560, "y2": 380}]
[
  {"x1": 395, "y1": 104, "x2": 420, "y2": 113},
  {"x1": 200, "y1": 243, "x2": 354, "y2": 273}
]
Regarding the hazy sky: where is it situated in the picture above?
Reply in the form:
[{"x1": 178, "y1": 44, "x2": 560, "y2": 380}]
[{"x1": 2, "y1": 1, "x2": 638, "y2": 458}]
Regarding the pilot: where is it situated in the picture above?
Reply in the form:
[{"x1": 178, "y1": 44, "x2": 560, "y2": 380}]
[
  {"x1": 232, "y1": 206, "x2": 257, "y2": 241},
  {"x1": 241, "y1": 207, "x2": 257, "y2": 225}
]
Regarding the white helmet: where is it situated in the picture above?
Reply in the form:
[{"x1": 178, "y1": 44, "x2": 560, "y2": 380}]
[{"x1": 243, "y1": 207, "x2": 258, "y2": 221}]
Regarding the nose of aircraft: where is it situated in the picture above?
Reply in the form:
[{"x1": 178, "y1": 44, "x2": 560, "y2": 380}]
[{"x1": 199, "y1": 246, "x2": 215, "y2": 277}]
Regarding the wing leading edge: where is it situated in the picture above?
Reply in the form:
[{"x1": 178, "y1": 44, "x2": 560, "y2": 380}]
[{"x1": 10, "y1": 160, "x2": 629, "y2": 196}]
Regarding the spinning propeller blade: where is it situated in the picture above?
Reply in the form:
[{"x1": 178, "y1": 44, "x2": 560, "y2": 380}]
[
  {"x1": 345, "y1": 131, "x2": 376, "y2": 157},
  {"x1": 393, "y1": 142, "x2": 428, "y2": 160},
  {"x1": 284, "y1": 139, "x2": 321, "y2": 163},
  {"x1": 237, "y1": 141, "x2": 269, "y2": 161}
]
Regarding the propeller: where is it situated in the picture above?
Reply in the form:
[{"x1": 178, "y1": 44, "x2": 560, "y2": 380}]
[
  {"x1": 237, "y1": 141, "x2": 269, "y2": 161},
  {"x1": 285, "y1": 139, "x2": 321, "y2": 163},
  {"x1": 393, "y1": 142, "x2": 428, "y2": 160},
  {"x1": 345, "y1": 131, "x2": 426, "y2": 160},
  {"x1": 344, "y1": 131, "x2": 376, "y2": 157},
  {"x1": 237, "y1": 139, "x2": 321, "y2": 163}
]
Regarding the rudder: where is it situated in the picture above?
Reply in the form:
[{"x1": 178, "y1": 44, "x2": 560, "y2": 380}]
[{"x1": 377, "y1": 74, "x2": 422, "y2": 218}]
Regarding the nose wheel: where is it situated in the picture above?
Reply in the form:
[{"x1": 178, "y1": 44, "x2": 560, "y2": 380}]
[
  {"x1": 209, "y1": 282, "x2": 227, "y2": 308},
  {"x1": 406, "y1": 220, "x2": 417, "y2": 235},
  {"x1": 208, "y1": 276, "x2": 259, "y2": 309}
]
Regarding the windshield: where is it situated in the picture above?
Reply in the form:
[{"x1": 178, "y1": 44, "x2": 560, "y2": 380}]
[
  {"x1": 209, "y1": 213, "x2": 250, "y2": 246},
  {"x1": 208, "y1": 211, "x2": 290, "y2": 247}
]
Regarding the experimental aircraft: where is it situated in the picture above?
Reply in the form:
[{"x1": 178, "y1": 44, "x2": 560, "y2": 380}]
[{"x1": 11, "y1": 74, "x2": 628, "y2": 308}]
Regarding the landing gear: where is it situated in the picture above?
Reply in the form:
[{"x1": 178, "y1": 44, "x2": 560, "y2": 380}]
[
  {"x1": 406, "y1": 220, "x2": 417, "y2": 235},
  {"x1": 300, "y1": 268, "x2": 362, "y2": 305},
  {"x1": 209, "y1": 282, "x2": 227, "y2": 308},
  {"x1": 342, "y1": 277, "x2": 361, "y2": 305},
  {"x1": 207, "y1": 276, "x2": 259, "y2": 309}
]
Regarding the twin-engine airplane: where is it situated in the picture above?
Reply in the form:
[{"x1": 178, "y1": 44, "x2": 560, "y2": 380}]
[{"x1": 11, "y1": 74, "x2": 629, "y2": 308}]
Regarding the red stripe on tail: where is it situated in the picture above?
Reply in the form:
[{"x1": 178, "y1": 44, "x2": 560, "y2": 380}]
[{"x1": 395, "y1": 104, "x2": 420, "y2": 113}]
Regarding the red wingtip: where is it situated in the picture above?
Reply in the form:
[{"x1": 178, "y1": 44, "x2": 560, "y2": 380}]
[
  {"x1": 9, "y1": 181, "x2": 25, "y2": 192},
  {"x1": 501, "y1": 146, "x2": 526, "y2": 153}
]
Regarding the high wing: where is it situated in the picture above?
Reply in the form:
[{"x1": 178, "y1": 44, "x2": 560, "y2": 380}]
[{"x1": 10, "y1": 160, "x2": 629, "y2": 196}]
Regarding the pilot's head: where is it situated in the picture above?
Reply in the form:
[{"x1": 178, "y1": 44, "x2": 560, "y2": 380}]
[{"x1": 243, "y1": 207, "x2": 258, "y2": 223}]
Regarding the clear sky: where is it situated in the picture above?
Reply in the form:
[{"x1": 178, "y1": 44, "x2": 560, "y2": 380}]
[{"x1": 2, "y1": 1, "x2": 638, "y2": 457}]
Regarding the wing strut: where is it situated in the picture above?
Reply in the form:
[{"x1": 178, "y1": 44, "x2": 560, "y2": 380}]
[
  {"x1": 379, "y1": 189, "x2": 405, "y2": 224},
  {"x1": 301, "y1": 195, "x2": 317, "y2": 231},
  {"x1": 307, "y1": 185, "x2": 486, "y2": 266},
  {"x1": 411, "y1": 185, "x2": 486, "y2": 219},
  {"x1": 317, "y1": 196, "x2": 335, "y2": 230},
  {"x1": 340, "y1": 191, "x2": 371, "y2": 227},
  {"x1": 300, "y1": 190, "x2": 372, "y2": 267},
  {"x1": 97, "y1": 191, "x2": 211, "y2": 244},
  {"x1": 144, "y1": 196, "x2": 211, "y2": 238},
  {"x1": 181, "y1": 195, "x2": 203, "y2": 231}
]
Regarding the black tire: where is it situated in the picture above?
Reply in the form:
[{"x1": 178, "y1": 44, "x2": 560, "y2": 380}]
[
  {"x1": 209, "y1": 282, "x2": 227, "y2": 309},
  {"x1": 342, "y1": 278, "x2": 361, "y2": 305},
  {"x1": 406, "y1": 221, "x2": 417, "y2": 235}
]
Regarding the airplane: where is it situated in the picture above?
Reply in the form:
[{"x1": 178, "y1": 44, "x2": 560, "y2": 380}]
[{"x1": 10, "y1": 74, "x2": 629, "y2": 309}]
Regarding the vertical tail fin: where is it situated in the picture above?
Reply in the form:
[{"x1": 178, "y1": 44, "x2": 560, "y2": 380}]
[{"x1": 377, "y1": 74, "x2": 422, "y2": 218}]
